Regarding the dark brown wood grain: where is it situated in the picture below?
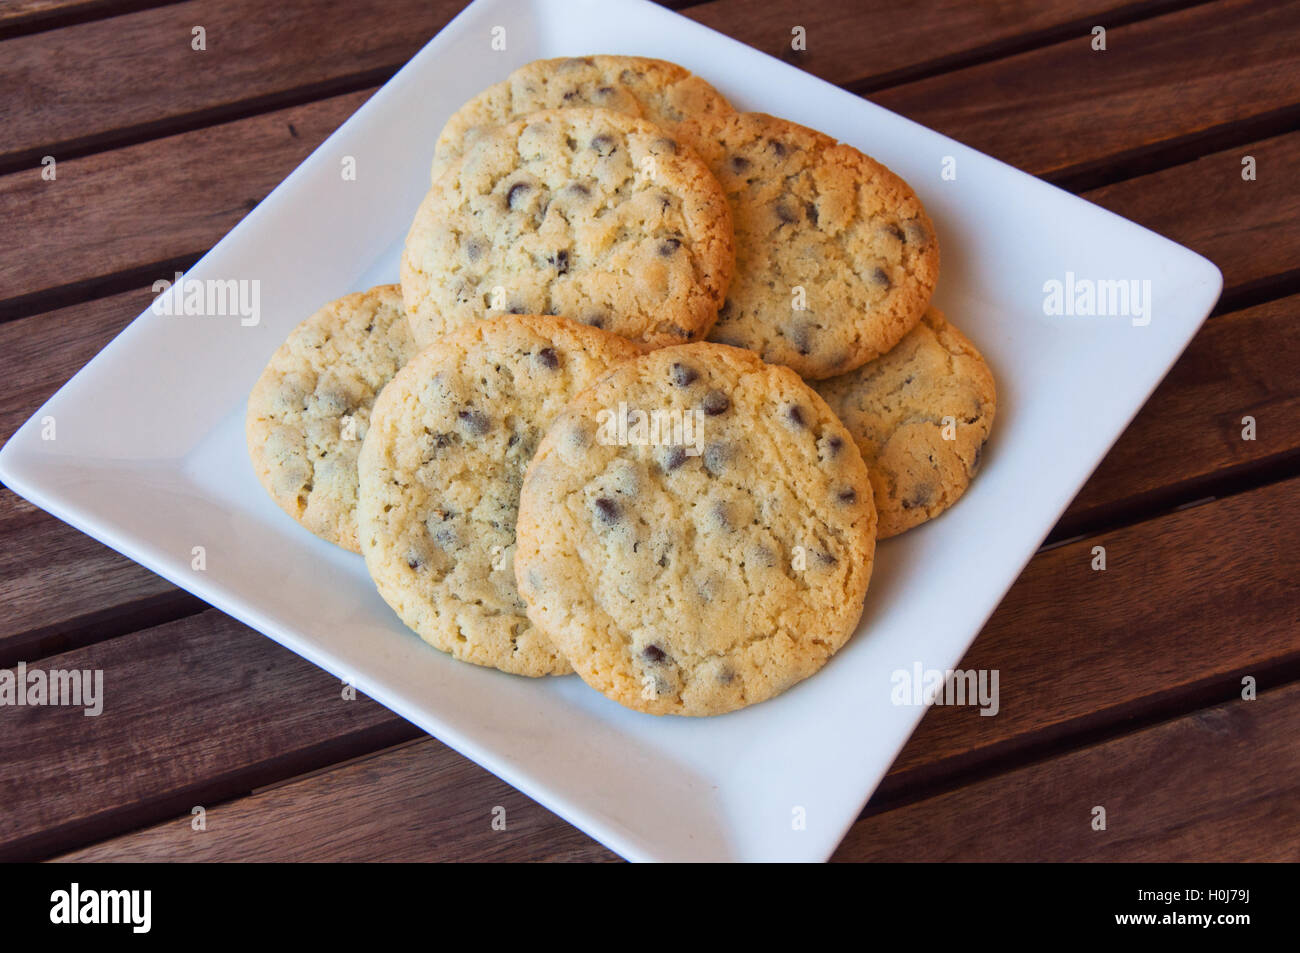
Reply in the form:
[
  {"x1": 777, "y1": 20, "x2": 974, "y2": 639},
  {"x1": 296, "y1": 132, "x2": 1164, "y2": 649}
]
[
  {"x1": 0, "y1": 488, "x2": 196, "y2": 667},
  {"x1": 836, "y1": 681, "x2": 1300, "y2": 861},
  {"x1": 0, "y1": 0, "x2": 182, "y2": 36},
  {"x1": 881, "y1": 475, "x2": 1300, "y2": 796},
  {"x1": 55, "y1": 738, "x2": 617, "y2": 862},
  {"x1": 684, "y1": 0, "x2": 1214, "y2": 89},
  {"x1": 0, "y1": 0, "x2": 460, "y2": 170},
  {"x1": 0, "y1": 90, "x2": 371, "y2": 309},
  {"x1": 8, "y1": 478, "x2": 1296, "y2": 861},
  {"x1": 1055, "y1": 293, "x2": 1300, "y2": 536},
  {"x1": 873, "y1": 0, "x2": 1300, "y2": 183},
  {"x1": 1085, "y1": 133, "x2": 1300, "y2": 306},
  {"x1": 0, "y1": 0, "x2": 1204, "y2": 171},
  {"x1": 0, "y1": 610, "x2": 420, "y2": 860}
]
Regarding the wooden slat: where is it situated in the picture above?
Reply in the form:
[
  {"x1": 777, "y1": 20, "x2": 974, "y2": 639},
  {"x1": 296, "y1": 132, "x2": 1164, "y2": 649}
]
[
  {"x1": 0, "y1": 489, "x2": 193, "y2": 666},
  {"x1": 874, "y1": 0, "x2": 1300, "y2": 182},
  {"x1": 14, "y1": 477, "x2": 1298, "y2": 860},
  {"x1": 682, "y1": 0, "x2": 1205, "y2": 89},
  {"x1": 881, "y1": 476, "x2": 1300, "y2": 794},
  {"x1": 0, "y1": 285, "x2": 156, "y2": 445},
  {"x1": 68, "y1": 682, "x2": 1300, "y2": 863},
  {"x1": 836, "y1": 681, "x2": 1300, "y2": 861},
  {"x1": 0, "y1": 0, "x2": 461, "y2": 170},
  {"x1": 0, "y1": 285, "x2": 190, "y2": 662},
  {"x1": 1055, "y1": 294, "x2": 1300, "y2": 535},
  {"x1": 0, "y1": 90, "x2": 369, "y2": 310},
  {"x1": 56, "y1": 739, "x2": 616, "y2": 862},
  {"x1": 0, "y1": 0, "x2": 182, "y2": 34},
  {"x1": 0, "y1": 0, "x2": 1196, "y2": 170},
  {"x1": 0, "y1": 611, "x2": 419, "y2": 860},
  {"x1": 1084, "y1": 133, "x2": 1300, "y2": 303}
]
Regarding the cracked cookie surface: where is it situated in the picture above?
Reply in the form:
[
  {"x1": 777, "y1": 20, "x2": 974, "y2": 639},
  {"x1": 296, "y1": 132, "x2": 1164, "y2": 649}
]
[
  {"x1": 514, "y1": 342, "x2": 877, "y2": 715},
  {"x1": 246, "y1": 284, "x2": 417, "y2": 553},
  {"x1": 402, "y1": 107, "x2": 734, "y2": 351},
  {"x1": 815, "y1": 308, "x2": 996, "y2": 538},
  {"x1": 431, "y1": 55, "x2": 736, "y2": 180},
  {"x1": 357, "y1": 314, "x2": 641, "y2": 677},
  {"x1": 700, "y1": 112, "x2": 939, "y2": 379}
]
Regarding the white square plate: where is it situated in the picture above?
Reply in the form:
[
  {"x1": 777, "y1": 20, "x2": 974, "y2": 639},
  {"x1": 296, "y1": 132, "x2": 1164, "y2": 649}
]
[{"x1": 1, "y1": 0, "x2": 1221, "y2": 861}]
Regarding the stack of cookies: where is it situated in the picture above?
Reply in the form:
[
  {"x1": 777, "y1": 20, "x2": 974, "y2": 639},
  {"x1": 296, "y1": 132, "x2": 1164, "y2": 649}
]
[{"x1": 246, "y1": 55, "x2": 996, "y2": 717}]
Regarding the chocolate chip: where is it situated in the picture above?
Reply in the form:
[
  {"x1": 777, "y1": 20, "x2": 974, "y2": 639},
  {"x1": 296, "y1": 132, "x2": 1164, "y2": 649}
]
[
  {"x1": 872, "y1": 267, "x2": 892, "y2": 289},
  {"x1": 769, "y1": 139, "x2": 788, "y2": 157},
  {"x1": 827, "y1": 435, "x2": 844, "y2": 455},
  {"x1": 652, "y1": 137, "x2": 678, "y2": 155},
  {"x1": 785, "y1": 404, "x2": 806, "y2": 428},
  {"x1": 902, "y1": 484, "x2": 935, "y2": 510},
  {"x1": 702, "y1": 390, "x2": 729, "y2": 415},
  {"x1": 549, "y1": 249, "x2": 569, "y2": 274},
  {"x1": 591, "y1": 135, "x2": 617, "y2": 157},
  {"x1": 788, "y1": 323, "x2": 813, "y2": 356},
  {"x1": 658, "y1": 237, "x2": 681, "y2": 256},
  {"x1": 567, "y1": 182, "x2": 591, "y2": 197},
  {"x1": 710, "y1": 501, "x2": 733, "y2": 531},
  {"x1": 729, "y1": 155, "x2": 751, "y2": 174},
  {"x1": 703, "y1": 442, "x2": 729, "y2": 475},
  {"x1": 642, "y1": 644, "x2": 668, "y2": 663},
  {"x1": 815, "y1": 549, "x2": 838, "y2": 566},
  {"x1": 597, "y1": 85, "x2": 615, "y2": 97},
  {"x1": 537, "y1": 347, "x2": 559, "y2": 370},
  {"x1": 662, "y1": 446, "x2": 688, "y2": 472},
  {"x1": 562, "y1": 87, "x2": 580, "y2": 101},
  {"x1": 671, "y1": 362, "x2": 698, "y2": 387},
  {"x1": 904, "y1": 220, "x2": 929, "y2": 247},
  {"x1": 458, "y1": 408, "x2": 491, "y2": 436},
  {"x1": 717, "y1": 666, "x2": 735, "y2": 684},
  {"x1": 506, "y1": 182, "x2": 531, "y2": 209},
  {"x1": 507, "y1": 305, "x2": 526, "y2": 315},
  {"x1": 594, "y1": 497, "x2": 621, "y2": 524},
  {"x1": 882, "y1": 223, "x2": 905, "y2": 242},
  {"x1": 667, "y1": 324, "x2": 689, "y2": 338},
  {"x1": 363, "y1": 323, "x2": 374, "y2": 334},
  {"x1": 465, "y1": 236, "x2": 487, "y2": 262},
  {"x1": 775, "y1": 202, "x2": 797, "y2": 225},
  {"x1": 406, "y1": 555, "x2": 421, "y2": 570},
  {"x1": 837, "y1": 488, "x2": 857, "y2": 504},
  {"x1": 584, "y1": 313, "x2": 606, "y2": 329},
  {"x1": 806, "y1": 202, "x2": 819, "y2": 225}
]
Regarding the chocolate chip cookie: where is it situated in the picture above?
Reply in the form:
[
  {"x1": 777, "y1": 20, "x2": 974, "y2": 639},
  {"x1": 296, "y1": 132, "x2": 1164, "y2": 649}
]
[
  {"x1": 514, "y1": 342, "x2": 877, "y2": 715},
  {"x1": 815, "y1": 308, "x2": 996, "y2": 538},
  {"x1": 246, "y1": 284, "x2": 417, "y2": 552},
  {"x1": 401, "y1": 107, "x2": 735, "y2": 351},
  {"x1": 356, "y1": 314, "x2": 641, "y2": 677},
  {"x1": 431, "y1": 55, "x2": 735, "y2": 180},
  {"x1": 700, "y1": 112, "x2": 939, "y2": 379}
]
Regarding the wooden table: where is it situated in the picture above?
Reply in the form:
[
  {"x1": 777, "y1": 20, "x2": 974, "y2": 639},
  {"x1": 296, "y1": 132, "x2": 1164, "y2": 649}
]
[{"x1": 2, "y1": 0, "x2": 1297, "y2": 863}]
